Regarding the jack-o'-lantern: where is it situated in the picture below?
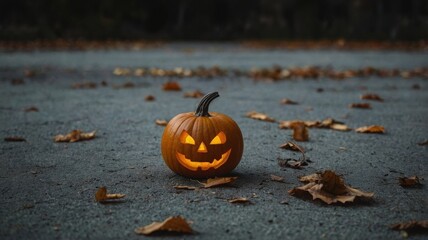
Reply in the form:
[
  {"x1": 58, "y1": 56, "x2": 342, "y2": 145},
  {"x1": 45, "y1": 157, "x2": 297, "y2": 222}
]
[{"x1": 161, "y1": 92, "x2": 243, "y2": 178}]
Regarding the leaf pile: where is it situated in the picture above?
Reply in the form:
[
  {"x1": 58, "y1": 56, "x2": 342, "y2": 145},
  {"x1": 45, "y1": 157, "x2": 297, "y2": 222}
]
[
  {"x1": 135, "y1": 216, "x2": 193, "y2": 235},
  {"x1": 289, "y1": 170, "x2": 374, "y2": 204},
  {"x1": 54, "y1": 130, "x2": 96, "y2": 142}
]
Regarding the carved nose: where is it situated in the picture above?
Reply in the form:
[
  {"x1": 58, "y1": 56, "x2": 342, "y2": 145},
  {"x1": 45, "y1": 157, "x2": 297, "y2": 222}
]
[{"x1": 197, "y1": 142, "x2": 208, "y2": 153}]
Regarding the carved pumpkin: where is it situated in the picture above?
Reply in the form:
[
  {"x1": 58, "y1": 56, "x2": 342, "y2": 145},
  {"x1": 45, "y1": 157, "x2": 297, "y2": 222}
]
[{"x1": 161, "y1": 92, "x2": 244, "y2": 178}]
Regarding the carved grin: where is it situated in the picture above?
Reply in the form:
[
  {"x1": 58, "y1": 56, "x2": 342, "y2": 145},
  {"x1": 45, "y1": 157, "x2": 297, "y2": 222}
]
[{"x1": 176, "y1": 149, "x2": 231, "y2": 171}]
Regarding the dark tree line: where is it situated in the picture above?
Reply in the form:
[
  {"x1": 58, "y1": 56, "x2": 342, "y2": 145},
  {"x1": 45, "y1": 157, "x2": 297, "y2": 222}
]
[{"x1": 1, "y1": 0, "x2": 427, "y2": 40}]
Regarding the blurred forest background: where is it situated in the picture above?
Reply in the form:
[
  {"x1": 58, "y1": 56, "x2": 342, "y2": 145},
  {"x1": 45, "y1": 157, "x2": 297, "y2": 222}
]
[{"x1": 1, "y1": 0, "x2": 427, "y2": 41}]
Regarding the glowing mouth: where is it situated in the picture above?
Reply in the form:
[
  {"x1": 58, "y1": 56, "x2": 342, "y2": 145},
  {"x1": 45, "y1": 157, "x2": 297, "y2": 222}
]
[{"x1": 176, "y1": 149, "x2": 231, "y2": 171}]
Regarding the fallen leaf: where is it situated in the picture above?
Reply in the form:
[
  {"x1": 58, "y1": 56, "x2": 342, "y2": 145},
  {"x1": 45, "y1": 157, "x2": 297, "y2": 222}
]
[
  {"x1": 412, "y1": 84, "x2": 421, "y2": 90},
  {"x1": 24, "y1": 106, "x2": 39, "y2": 112},
  {"x1": 391, "y1": 220, "x2": 428, "y2": 232},
  {"x1": 278, "y1": 158, "x2": 308, "y2": 169},
  {"x1": 174, "y1": 185, "x2": 198, "y2": 190},
  {"x1": 279, "y1": 141, "x2": 304, "y2": 152},
  {"x1": 418, "y1": 140, "x2": 428, "y2": 146},
  {"x1": 289, "y1": 170, "x2": 374, "y2": 204},
  {"x1": 184, "y1": 90, "x2": 205, "y2": 98},
  {"x1": 399, "y1": 176, "x2": 422, "y2": 187},
  {"x1": 54, "y1": 130, "x2": 96, "y2": 142},
  {"x1": 155, "y1": 119, "x2": 168, "y2": 126},
  {"x1": 228, "y1": 197, "x2": 251, "y2": 204},
  {"x1": 280, "y1": 98, "x2": 298, "y2": 105},
  {"x1": 200, "y1": 177, "x2": 237, "y2": 188},
  {"x1": 361, "y1": 93, "x2": 383, "y2": 102},
  {"x1": 4, "y1": 136, "x2": 26, "y2": 142},
  {"x1": 163, "y1": 81, "x2": 182, "y2": 91},
  {"x1": 134, "y1": 216, "x2": 193, "y2": 235},
  {"x1": 349, "y1": 103, "x2": 371, "y2": 109},
  {"x1": 329, "y1": 123, "x2": 352, "y2": 131},
  {"x1": 11, "y1": 78, "x2": 25, "y2": 85},
  {"x1": 114, "y1": 82, "x2": 135, "y2": 89},
  {"x1": 145, "y1": 95, "x2": 155, "y2": 101},
  {"x1": 355, "y1": 125, "x2": 385, "y2": 134},
  {"x1": 291, "y1": 122, "x2": 309, "y2": 141},
  {"x1": 71, "y1": 82, "x2": 97, "y2": 89},
  {"x1": 95, "y1": 186, "x2": 126, "y2": 203},
  {"x1": 113, "y1": 67, "x2": 131, "y2": 76},
  {"x1": 246, "y1": 111, "x2": 276, "y2": 122},
  {"x1": 270, "y1": 174, "x2": 285, "y2": 182}
]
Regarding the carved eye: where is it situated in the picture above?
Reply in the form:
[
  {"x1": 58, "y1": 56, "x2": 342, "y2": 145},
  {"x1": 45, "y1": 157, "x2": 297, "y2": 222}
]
[
  {"x1": 210, "y1": 131, "x2": 226, "y2": 145},
  {"x1": 180, "y1": 131, "x2": 195, "y2": 145}
]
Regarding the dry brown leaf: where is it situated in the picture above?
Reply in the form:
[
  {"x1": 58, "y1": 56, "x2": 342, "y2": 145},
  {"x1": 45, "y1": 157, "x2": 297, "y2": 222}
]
[
  {"x1": 11, "y1": 78, "x2": 25, "y2": 85},
  {"x1": 174, "y1": 185, "x2": 198, "y2": 190},
  {"x1": 200, "y1": 177, "x2": 237, "y2": 188},
  {"x1": 391, "y1": 220, "x2": 428, "y2": 231},
  {"x1": 228, "y1": 197, "x2": 251, "y2": 204},
  {"x1": 289, "y1": 170, "x2": 374, "y2": 204},
  {"x1": 330, "y1": 123, "x2": 352, "y2": 131},
  {"x1": 418, "y1": 140, "x2": 428, "y2": 146},
  {"x1": 355, "y1": 125, "x2": 385, "y2": 134},
  {"x1": 361, "y1": 93, "x2": 383, "y2": 102},
  {"x1": 135, "y1": 216, "x2": 192, "y2": 235},
  {"x1": 4, "y1": 136, "x2": 26, "y2": 142},
  {"x1": 399, "y1": 176, "x2": 422, "y2": 187},
  {"x1": 279, "y1": 141, "x2": 304, "y2": 152},
  {"x1": 246, "y1": 111, "x2": 276, "y2": 122},
  {"x1": 54, "y1": 130, "x2": 96, "y2": 142},
  {"x1": 95, "y1": 186, "x2": 126, "y2": 203},
  {"x1": 291, "y1": 122, "x2": 309, "y2": 141},
  {"x1": 184, "y1": 90, "x2": 205, "y2": 98},
  {"x1": 145, "y1": 95, "x2": 155, "y2": 101},
  {"x1": 72, "y1": 82, "x2": 97, "y2": 89},
  {"x1": 349, "y1": 103, "x2": 371, "y2": 109},
  {"x1": 155, "y1": 119, "x2": 168, "y2": 126},
  {"x1": 278, "y1": 158, "x2": 308, "y2": 169},
  {"x1": 280, "y1": 98, "x2": 298, "y2": 105},
  {"x1": 162, "y1": 81, "x2": 182, "y2": 91},
  {"x1": 113, "y1": 67, "x2": 131, "y2": 76},
  {"x1": 270, "y1": 174, "x2": 285, "y2": 182},
  {"x1": 24, "y1": 106, "x2": 39, "y2": 112}
]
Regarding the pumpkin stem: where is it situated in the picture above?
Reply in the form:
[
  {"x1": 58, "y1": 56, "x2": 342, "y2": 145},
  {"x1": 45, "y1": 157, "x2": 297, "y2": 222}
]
[{"x1": 195, "y1": 92, "x2": 219, "y2": 117}]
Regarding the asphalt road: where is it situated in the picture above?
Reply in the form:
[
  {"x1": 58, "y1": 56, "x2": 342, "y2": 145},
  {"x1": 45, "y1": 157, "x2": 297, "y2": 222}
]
[{"x1": 0, "y1": 44, "x2": 427, "y2": 239}]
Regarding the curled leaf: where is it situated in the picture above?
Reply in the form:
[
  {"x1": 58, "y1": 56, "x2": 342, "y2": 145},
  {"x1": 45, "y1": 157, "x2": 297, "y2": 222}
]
[
  {"x1": 54, "y1": 130, "x2": 96, "y2": 142},
  {"x1": 270, "y1": 174, "x2": 285, "y2": 182},
  {"x1": 289, "y1": 170, "x2": 374, "y2": 204},
  {"x1": 391, "y1": 220, "x2": 428, "y2": 232},
  {"x1": 95, "y1": 186, "x2": 126, "y2": 203},
  {"x1": 399, "y1": 176, "x2": 422, "y2": 187},
  {"x1": 291, "y1": 122, "x2": 309, "y2": 141},
  {"x1": 155, "y1": 119, "x2": 168, "y2": 126},
  {"x1": 246, "y1": 111, "x2": 276, "y2": 122},
  {"x1": 280, "y1": 98, "x2": 298, "y2": 105},
  {"x1": 174, "y1": 185, "x2": 198, "y2": 190},
  {"x1": 355, "y1": 125, "x2": 385, "y2": 134},
  {"x1": 135, "y1": 216, "x2": 193, "y2": 235},
  {"x1": 228, "y1": 197, "x2": 251, "y2": 204},
  {"x1": 279, "y1": 141, "x2": 304, "y2": 152},
  {"x1": 200, "y1": 177, "x2": 237, "y2": 188}
]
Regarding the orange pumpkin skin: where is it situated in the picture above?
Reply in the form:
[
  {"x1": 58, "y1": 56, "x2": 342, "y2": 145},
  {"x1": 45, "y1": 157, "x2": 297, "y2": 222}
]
[{"x1": 161, "y1": 92, "x2": 243, "y2": 178}]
